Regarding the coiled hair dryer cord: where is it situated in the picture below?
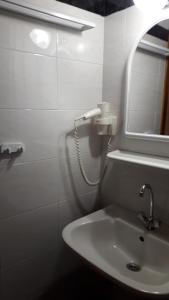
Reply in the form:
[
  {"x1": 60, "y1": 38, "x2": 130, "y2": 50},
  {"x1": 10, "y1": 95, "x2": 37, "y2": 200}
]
[{"x1": 74, "y1": 120, "x2": 112, "y2": 186}]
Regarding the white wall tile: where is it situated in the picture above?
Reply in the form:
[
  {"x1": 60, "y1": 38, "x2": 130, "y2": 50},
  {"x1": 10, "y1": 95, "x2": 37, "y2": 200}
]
[
  {"x1": 124, "y1": 6, "x2": 147, "y2": 40},
  {"x1": 57, "y1": 31, "x2": 103, "y2": 64},
  {"x1": 153, "y1": 112, "x2": 161, "y2": 134},
  {"x1": 132, "y1": 49, "x2": 161, "y2": 76},
  {"x1": 0, "y1": 154, "x2": 100, "y2": 221},
  {"x1": 0, "y1": 203, "x2": 60, "y2": 270},
  {"x1": 127, "y1": 110, "x2": 155, "y2": 134},
  {"x1": 57, "y1": 118, "x2": 101, "y2": 199},
  {"x1": 58, "y1": 150, "x2": 100, "y2": 201},
  {"x1": 104, "y1": 9, "x2": 125, "y2": 43},
  {"x1": 0, "y1": 49, "x2": 58, "y2": 109},
  {"x1": 102, "y1": 162, "x2": 169, "y2": 225},
  {"x1": 0, "y1": 159, "x2": 60, "y2": 220},
  {"x1": 58, "y1": 58, "x2": 103, "y2": 110},
  {"x1": 1, "y1": 249, "x2": 61, "y2": 300},
  {"x1": 103, "y1": 63, "x2": 124, "y2": 109},
  {"x1": 129, "y1": 86, "x2": 158, "y2": 112},
  {"x1": 0, "y1": 1, "x2": 104, "y2": 298},
  {"x1": 0, "y1": 108, "x2": 101, "y2": 265},
  {"x1": 131, "y1": 70, "x2": 160, "y2": 94},
  {"x1": 0, "y1": 12, "x2": 57, "y2": 56},
  {"x1": 0, "y1": 110, "x2": 97, "y2": 164},
  {"x1": 57, "y1": 28, "x2": 104, "y2": 64},
  {"x1": 0, "y1": 109, "x2": 59, "y2": 163},
  {"x1": 59, "y1": 191, "x2": 98, "y2": 226},
  {"x1": 103, "y1": 10, "x2": 126, "y2": 107}
]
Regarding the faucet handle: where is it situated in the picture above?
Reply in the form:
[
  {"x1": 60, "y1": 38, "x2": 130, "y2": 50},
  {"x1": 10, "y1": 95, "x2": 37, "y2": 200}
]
[
  {"x1": 137, "y1": 212, "x2": 149, "y2": 226},
  {"x1": 137, "y1": 212, "x2": 161, "y2": 230},
  {"x1": 153, "y1": 219, "x2": 161, "y2": 229}
]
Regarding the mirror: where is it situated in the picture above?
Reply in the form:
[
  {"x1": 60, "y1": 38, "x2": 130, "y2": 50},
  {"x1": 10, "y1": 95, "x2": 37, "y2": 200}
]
[{"x1": 125, "y1": 18, "x2": 169, "y2": 138}]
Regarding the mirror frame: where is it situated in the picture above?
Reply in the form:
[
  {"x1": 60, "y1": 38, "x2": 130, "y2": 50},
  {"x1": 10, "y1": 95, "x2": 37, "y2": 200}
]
[{"x1": 124, "y1": 7, "x2": 169, "y2": 142}]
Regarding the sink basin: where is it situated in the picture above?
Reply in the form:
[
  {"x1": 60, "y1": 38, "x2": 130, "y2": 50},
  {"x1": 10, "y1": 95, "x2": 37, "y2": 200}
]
[{"x1": 62, "y1": 204, "x2": 169, "y2": 295}]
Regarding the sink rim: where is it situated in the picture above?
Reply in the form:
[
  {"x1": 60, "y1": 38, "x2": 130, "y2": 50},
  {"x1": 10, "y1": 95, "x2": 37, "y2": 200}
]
[{"x1": 62, "y1": 204, "x2": 169, "y2": 295}]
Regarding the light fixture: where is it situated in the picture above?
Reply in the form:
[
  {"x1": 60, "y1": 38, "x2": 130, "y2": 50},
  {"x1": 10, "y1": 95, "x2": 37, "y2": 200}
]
[
  {"x1": 0, "y1": 0, "x2": 95, "y2": 31},
  {"x1": 133, "y1": 0, "x2": 169, "y2": 14}
]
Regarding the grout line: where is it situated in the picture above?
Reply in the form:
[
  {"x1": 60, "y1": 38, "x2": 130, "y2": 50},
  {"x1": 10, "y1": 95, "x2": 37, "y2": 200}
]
[
  {"x1": 0, "y1": 44, "x2": 56, "y2": 58},
  {"x1": 2, "y1": 246, "x2": 58, "y2": 272},
  {"x1": 0, "y1": 148, "x2": 102, "y2": 168},
  {"x1": 3, "y1": 155, "x2": 60, "y2": 167},
  {"x1": 0, "y1": 108, "x2": 98, "y2": 111},
  {"x1": 0, "y1": 200, "x2": 60, "y2": 223},
  {"x1": 0, "y1": 44, "x2": 103, "y2": 66},
  {"x1": 58, "y1": 189, "x2": 98, "y2": 206},
  {"x1": 58, "y1": 56, "x2": 103, "y2": 66},
  {"x1": 0, "y1": 189, "x2": 98, "y2": 223}
]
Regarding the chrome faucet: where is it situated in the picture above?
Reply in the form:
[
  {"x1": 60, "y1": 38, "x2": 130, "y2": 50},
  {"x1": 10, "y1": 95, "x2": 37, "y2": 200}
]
[{"x1": 138, "y1": 184, "x2": 160, "y2": 231}]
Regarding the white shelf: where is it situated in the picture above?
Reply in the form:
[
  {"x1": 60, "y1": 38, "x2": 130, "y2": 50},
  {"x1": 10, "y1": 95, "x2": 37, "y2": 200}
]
[
  {"x1": 107, "y1": 150, "x2": 169, "y2": 170},
  {"x1": 0, "y1": 0, "x2": 95, "y2": 31},
  {"x1": 138, "y1": 39, "x2": 169, "y2": 57}
]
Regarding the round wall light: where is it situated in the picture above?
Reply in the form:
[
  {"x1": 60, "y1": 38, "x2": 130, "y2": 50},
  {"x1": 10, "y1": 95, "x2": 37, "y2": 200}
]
[{"x1": 133, "y1": 0, "x2": 168, "y2": 14}]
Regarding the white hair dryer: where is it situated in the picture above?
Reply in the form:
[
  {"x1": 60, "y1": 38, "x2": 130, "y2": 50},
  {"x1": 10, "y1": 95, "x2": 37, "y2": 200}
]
[
  {"x1": 75, "y1": 107, "x2": 101, "y2": 121},
  {"x1": 74, "y1": 102, "x2": 117, "y2": 187},
  {"x1": 75, "y1": 102, "x2": 117, "y2": 135}
]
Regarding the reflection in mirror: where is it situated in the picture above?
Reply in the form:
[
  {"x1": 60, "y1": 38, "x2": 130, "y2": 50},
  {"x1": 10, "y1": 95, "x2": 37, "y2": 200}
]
[{"x1": 127, "y1": 20, "x2": 169, "y2": 136}]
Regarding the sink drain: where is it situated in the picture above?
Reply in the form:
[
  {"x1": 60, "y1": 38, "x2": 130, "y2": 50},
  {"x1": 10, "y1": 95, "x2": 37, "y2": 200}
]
[{"x1": 126, "y1": 262, "x2": 141, "y2": 272}]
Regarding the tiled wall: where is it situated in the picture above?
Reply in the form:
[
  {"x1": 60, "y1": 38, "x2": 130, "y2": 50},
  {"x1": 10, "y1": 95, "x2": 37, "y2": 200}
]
[
  {"x1": 128, "y1": 34, "x2": 167, "y2": 134},
  {"x1": 102, "y1": 7, "x2": 169, "y2": 225},
  {"x1": 102, "y1": 160, "x2": 169, "y2": 224},
  {"x1": 103, "y1": 6, "x2": 149, "y2": 119},
  {"x1": 0, "y1": 1, "x2": 104, "y2": 299}
]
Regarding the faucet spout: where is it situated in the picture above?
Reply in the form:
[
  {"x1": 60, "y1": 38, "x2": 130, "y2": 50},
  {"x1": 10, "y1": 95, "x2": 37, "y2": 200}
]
[
  {"x1": 138, "y1": 184, "x2": 160, "y2": 231},
  {"x1": 139, "y1": 184, "x2": 154, "y2": 221}
]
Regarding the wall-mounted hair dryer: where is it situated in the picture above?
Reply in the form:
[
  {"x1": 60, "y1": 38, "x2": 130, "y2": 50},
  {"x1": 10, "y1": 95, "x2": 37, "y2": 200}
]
[
  {"x1": 74, "y1": 102, "x2": 118, "y2": 186},
  {"x1": 75, "y1": 107, "x2": 101, "y2": 121},
  {"x1": 75, "y1": 102, "x2": 117, "y2": 136}
]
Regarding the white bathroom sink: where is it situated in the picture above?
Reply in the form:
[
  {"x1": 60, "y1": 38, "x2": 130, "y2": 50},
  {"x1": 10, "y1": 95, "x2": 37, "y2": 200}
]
[{"x1": 62, "y1": 204, "x2": 169, "y2": 295}]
